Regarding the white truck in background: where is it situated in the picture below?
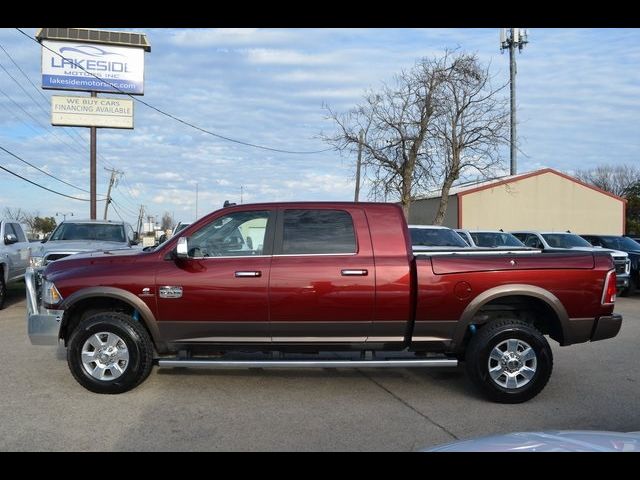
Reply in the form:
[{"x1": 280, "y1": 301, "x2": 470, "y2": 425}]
[{"x1": 0, "y1": 219, "x2": 31, "y2": 309}]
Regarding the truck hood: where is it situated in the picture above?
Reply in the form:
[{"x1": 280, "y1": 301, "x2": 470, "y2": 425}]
[
  {"x1": 33, "y1": 240, "x2": 132, "y2": 256},
  {"x1": 43, "y1": 248, "x2": 146, "y2": 279}
]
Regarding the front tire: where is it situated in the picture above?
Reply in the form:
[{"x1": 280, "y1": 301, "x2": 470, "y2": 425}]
[
  {"x1": 67, "y1": 312, "x2": 154, "y2": 394},
  {"x1": 465, "y1": 319, "x2": 553, "y2": 403}
]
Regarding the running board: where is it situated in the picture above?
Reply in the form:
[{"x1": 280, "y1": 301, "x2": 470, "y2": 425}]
[{"x1": 157, "y1": 358, "x2": 458, "y2": 369}]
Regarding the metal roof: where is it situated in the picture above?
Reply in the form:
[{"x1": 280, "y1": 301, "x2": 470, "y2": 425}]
[
  {"x1": 413, "y1": 168, "x2": 626, "y2": 203},
  {"x1": 35, "y1": 28, "x2": 151, "y2": 52}
]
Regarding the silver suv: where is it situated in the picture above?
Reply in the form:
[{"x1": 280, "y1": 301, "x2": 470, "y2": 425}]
[{"x1": 30, "y1": 220, "x2": 138, "y2": 268}]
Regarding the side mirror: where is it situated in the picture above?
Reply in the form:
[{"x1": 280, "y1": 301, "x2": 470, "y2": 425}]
[
  {"x1": 4, "y1": 233, "x2": 18, "y2": 245},
  {"x1": 176, "y1": 237, "x2": 189, "y2": 259},
  {"x1": 41, "y1": 234, "x2": 49, "y2": 243}
]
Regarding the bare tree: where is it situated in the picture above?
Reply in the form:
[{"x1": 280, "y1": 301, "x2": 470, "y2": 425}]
[
  {"x1": 324, "y1": 51, "x2": 508, "y2": 221},
  {"x1": 161, "y1": 212, "x2": 175, "y2": 231},
  {"x1": 430, "y1": 54, "x2": 509, "y2": 225},
  {"x1": 323, "y1": 55, "x2": 456, "y2": 218},
  {"x1": 3, "y1": 207, "x2": 26, "y2": 222},
  {"x1": 574, "y1": 164, "x2": 640, "y2": 197}
]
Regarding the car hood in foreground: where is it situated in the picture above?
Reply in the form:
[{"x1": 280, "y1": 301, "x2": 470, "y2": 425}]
[
  {"x1": 34, "y1": 240, "x2": 132, "y2": 255},
  {"x1": 425, "y1": 430, "x2": 640, "y2": 452}
]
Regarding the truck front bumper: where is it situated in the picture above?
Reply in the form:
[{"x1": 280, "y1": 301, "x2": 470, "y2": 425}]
[
  {"x1": 25, "y1": 268, "x2": 63, "y2": 345},
  {"x1": 616, "y1": 273, "x2": 630, "y2": 290}
]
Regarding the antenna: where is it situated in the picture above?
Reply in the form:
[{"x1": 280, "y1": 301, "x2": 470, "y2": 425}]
[{"x1": 500, "y1": 28, "x2": 530, "y2": 176}]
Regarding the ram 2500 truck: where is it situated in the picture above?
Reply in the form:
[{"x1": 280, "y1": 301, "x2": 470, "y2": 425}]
[{"x1": 26, "y1": 202, "x2": 622, "y2": 403}]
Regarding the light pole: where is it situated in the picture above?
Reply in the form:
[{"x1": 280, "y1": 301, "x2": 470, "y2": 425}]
[
  {"x1": 56, "y1": 212, "x2": 73, "y2": 221},
  {"x1": 500, "y1": 28, "x2": 529, "y2": 175}
]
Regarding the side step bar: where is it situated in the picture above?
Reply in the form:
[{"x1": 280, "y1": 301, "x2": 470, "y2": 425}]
[{"x1": 157, "y1": 358, "x2": 458, "y2": 369}]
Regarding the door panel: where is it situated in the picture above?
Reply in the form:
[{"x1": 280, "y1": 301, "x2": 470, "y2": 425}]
[
  {"x1": 155, "y1": 209, "x2": 274, "y2": 343},
  {"x1": 269, "y1": 208, "x2": 375, "y2": 342}
]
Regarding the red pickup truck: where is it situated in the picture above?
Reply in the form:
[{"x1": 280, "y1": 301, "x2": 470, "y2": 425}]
[{"x1": 26, "y1": 202, "x2": 621, "y2": 403}]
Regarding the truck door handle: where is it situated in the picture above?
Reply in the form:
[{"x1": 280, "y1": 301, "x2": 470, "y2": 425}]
[
  {"x1": 341, "y1": 269, "x2": 368, "y2": 276},
  {"x1": 235, "y1": 271, "x2": 262, "y2": 277}
]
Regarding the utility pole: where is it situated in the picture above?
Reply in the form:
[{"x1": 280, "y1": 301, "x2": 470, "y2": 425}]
[
  {"x1": 500, "y1": 28, "x2": 529, "y2": 175},
  {"x1": 240, "y1": 185, "x2": 244, "y2": 204},
  {"x1": 136, "y1": 205, "x2": 145, "y2": 238},
  {"x1": 103, "y1": 167, "x2": 123, "y2": 220},
  {"x1": 354, "y1": 129, "x2": 364, "y2": 202}
]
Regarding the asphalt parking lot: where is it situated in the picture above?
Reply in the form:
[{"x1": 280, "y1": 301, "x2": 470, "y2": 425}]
[{"x1": 1, "y1": 282, "x2": 638, "y2": 451}]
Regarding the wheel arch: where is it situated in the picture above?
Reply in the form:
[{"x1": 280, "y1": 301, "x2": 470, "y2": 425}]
[
  {"x1": 453, "y1": 284, "x2": 569, "y2": 352},
  {"x1": 59, "y1": 287, "x2": 167, "y2": 353}
]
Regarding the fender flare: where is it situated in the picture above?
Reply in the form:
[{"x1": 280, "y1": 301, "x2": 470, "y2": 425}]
[
  {"x1": 452, "y1": 284, "x2": 569, "y2": 349},
  {"x1": 60, "y1": 286, "x2": 165, "y2": 351}
]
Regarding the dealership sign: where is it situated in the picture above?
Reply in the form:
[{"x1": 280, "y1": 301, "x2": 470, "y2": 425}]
[
  {"x1": 51, "y1": 95, "x2": 134, "y2": 129},
  {"x1": 42, "y1": 40, "x2": 145, "y2": 95}
]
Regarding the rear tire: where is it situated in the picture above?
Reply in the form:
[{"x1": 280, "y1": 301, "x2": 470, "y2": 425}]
[
  {"x1": 67, "y1": 312, "x2": 154, "y2": 394},
  {"x1": 465, "y1": 319, "x2": 553, "y2": 403}
]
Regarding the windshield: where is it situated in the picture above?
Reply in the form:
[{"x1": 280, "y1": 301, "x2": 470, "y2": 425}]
[
  {"x1": 599, "y1": 236, "x2": 640, "y2": 251},
  {"x1": 49, "y1": 223, "x2": 126, "y2": 243},
  {"x1": 410, "y1": 228, "x2": 468, "y2": 248},
  {"x1": 470, "y1": 232, "x2": 525, "y2": 248},
  {"x1": 542, "y1": 233, "x2": 592, "y2": 248}
]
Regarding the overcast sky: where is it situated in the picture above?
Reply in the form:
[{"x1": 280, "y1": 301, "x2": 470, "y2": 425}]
[{"x1": 0, "y1": 28, "x2": 639, "y2": 228}]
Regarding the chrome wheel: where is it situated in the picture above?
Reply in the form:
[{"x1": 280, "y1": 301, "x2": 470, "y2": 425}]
[
  {"x1": 81, "y1": 332, "x2": 130, "y2": 381},
  {"x1": 488, "y1": 338, "x2": 537, "y2": 389}
]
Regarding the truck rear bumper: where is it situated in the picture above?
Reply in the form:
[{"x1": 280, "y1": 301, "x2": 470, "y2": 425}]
[
  {"x1": 591, "y1": 314, "x2": 622, "y2": 342},
  {"x1": 564, "y1": 313, "x2": 623, "y2": 345},
  {"x1": 25, "y1": 268, "x2": 63, "y2": 345}
]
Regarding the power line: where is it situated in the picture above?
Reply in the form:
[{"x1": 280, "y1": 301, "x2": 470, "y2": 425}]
[
  {"x1": 111, "y1": 193, "x2": 140, "y2": 216},
  {"x1": 0, "y1": 43, "x2": 49, "y2": 103},
  {"x1": 109, "y1": 199, "x2": 125, "y2": 222},
  {"x1": 0, "y1": 149, "x2": 95, "y2": 201},
  {"x1": 0, "y1": 59, "x2": 50, "y2": 118},
  {"x1": 0, "y1": 145, "x2": 104, "y2": 195},
  {"x1": 16, "y1": 28, "x2": 335, "y2": 155},
  {"x1": 110, "y1": 200, "x2": 137, "y2": 224},
  {"x1": 0, "y1": 42, "x2": 120, "y2": 170},
  {"x1": 0, "y1": 85, "x2": 87, "y2": 157}
]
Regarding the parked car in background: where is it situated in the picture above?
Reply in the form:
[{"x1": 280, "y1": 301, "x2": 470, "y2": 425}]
[
  {"x1": 172, "y1": 222, "x2": 191, "y2": 237},
  {"x1": 30, "y1": 219, "x2": 139, "y2": 268},
  {"x1": 408, "y1": 225, "x2": 472, "y2": 252},
  {"x1": 511, "y1": 231, "x2": 631, "y2": 295},
  {"x1": 1, "y1": 219, "x2": 31, "y2": 309},
  {"x1": 456, "y1": 229, "x2": 530, "y2": 250},
  {"x1": 581, "y1": 234, "x2": 640, "y2": 295}
]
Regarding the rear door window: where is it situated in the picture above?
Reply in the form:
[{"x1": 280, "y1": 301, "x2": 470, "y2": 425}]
[{"x1": 280, "y1": 209, "x2": 356, "y2": 255}]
